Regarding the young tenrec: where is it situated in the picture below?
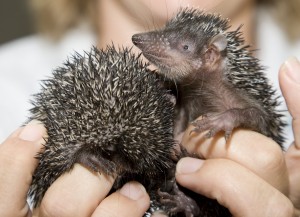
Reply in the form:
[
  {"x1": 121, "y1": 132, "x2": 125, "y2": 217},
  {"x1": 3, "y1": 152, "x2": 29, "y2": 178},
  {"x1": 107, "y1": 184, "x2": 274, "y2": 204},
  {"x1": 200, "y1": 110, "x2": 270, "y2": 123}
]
[
  {"x1": 132, "y1": 8, "x2": 285, "y2": 146},
  {"x1": 27, "y1": 46, "x2": 177, "y2": 208}
]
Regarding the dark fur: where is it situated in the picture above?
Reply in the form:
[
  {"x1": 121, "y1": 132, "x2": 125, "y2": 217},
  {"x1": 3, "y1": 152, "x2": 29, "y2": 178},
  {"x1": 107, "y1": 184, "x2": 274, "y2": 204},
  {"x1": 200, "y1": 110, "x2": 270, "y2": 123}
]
[
  {"x1": 28, "y1": 46, "x2": 177, "y2": 207},
  {"x1": 132, "y1": 8, "x2": 285, "y2": 146}
]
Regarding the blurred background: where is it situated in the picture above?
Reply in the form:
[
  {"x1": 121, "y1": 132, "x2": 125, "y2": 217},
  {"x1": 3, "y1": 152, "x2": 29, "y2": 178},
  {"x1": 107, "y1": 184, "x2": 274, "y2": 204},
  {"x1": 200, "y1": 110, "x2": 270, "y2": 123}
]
[{"x1": 0, "y1": 0, "x2": 35, "y2": 45}]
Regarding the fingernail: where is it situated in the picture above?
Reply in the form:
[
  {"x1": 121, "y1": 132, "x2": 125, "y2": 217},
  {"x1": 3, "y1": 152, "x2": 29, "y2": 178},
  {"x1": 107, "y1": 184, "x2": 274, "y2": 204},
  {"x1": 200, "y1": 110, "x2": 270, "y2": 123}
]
[
  {"x1": 176, "y1": 157, "x2": 204, "y2": 174},
  {"x1": 119, "y1": 182, "x2": 147, "y2": 200},
  {"x1": 283, "y1": 57, "x2": 300, "y2": 83},
  {"x1": 19, "y1": 120, "x2": 46, "y2": 142}
]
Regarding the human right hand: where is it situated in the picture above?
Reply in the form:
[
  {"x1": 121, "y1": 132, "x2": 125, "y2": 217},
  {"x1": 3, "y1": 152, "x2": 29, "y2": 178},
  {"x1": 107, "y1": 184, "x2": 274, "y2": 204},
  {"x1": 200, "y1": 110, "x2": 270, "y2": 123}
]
[{"x1": 176, "y1": 129, "x2": 294, "y2": 217}]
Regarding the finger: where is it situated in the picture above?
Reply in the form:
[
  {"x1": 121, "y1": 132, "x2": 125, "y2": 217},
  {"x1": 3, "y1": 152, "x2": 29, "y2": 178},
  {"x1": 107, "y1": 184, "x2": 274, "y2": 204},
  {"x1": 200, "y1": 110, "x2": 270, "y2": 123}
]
[
  {"x1": 181, "y1": 127, "x2": 288, "y2": 194},
  {"x1": 37, "y1": 164, "x2": 115, "y2": 217},
  {"x1": 285, "y1": 144, "x2": 300, "y2": 210},
  {"x1": 92, "y1": 181, "x2": 150, "y2": 217},
  {"x1": 176, "y1": 157, "x2": 295, "y2": 217},
  {"x1": 0, "y1": 120, "x2": 46, "y2": 217},
  {"x1": 279, "y1": 57, "x2": 300, "y2": 149}
]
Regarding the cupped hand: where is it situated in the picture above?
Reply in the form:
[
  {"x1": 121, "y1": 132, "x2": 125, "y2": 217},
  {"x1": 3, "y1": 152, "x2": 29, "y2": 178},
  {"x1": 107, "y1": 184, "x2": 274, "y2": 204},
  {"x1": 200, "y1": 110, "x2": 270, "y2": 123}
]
[
  {"x1": 176, "y1": 128, "x2": 294, "y2": 216},
  {"x1": 34, "y1": 165, "x2": 149, "y2": 217},
  {"x1": 0, "y1": 121, "x2": 150, "y2": 217}
]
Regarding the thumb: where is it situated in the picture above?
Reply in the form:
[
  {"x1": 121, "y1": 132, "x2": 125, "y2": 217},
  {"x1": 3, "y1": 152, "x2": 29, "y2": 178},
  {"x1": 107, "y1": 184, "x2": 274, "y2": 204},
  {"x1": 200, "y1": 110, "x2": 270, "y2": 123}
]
[
  {"x1": 279, "y1": 57, "x2": 300, "y2": 148},
  {"x1": 0, "y1": 120, "x2": 47, "y2": 216}
]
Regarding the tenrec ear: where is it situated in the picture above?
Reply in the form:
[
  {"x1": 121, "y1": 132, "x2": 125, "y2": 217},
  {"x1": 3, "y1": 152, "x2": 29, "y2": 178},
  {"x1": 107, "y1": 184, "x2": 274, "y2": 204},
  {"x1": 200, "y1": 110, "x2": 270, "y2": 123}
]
[{"x1": 209, "y1": 34, "x2": 227, "y2": 51}]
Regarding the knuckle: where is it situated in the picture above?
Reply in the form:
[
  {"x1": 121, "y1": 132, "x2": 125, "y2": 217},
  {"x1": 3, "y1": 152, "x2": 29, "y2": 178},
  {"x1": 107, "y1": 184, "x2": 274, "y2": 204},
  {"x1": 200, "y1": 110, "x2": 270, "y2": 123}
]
[
  {"x1": 250, "y1": 138, "x2": 289, "y2": 193},
  {"x1": 253, "y1": 139, "x2": 284, "y2": 171}
]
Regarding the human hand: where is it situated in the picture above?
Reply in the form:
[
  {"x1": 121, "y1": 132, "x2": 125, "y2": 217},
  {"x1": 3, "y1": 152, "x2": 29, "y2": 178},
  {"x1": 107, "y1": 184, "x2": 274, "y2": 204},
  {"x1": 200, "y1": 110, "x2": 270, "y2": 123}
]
[
  {"x1": 33, "y1": 166, "x2": 150, "y2": 217},
  {"x1": 0, "y1": 121, "x2": 150, "y2": 217},
  {"x1": 279, "y1": 57, "x2": 300, "y2": 215},
  {"x1": 175, "y1": 128, "x2": 295, "y2": 217}
]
